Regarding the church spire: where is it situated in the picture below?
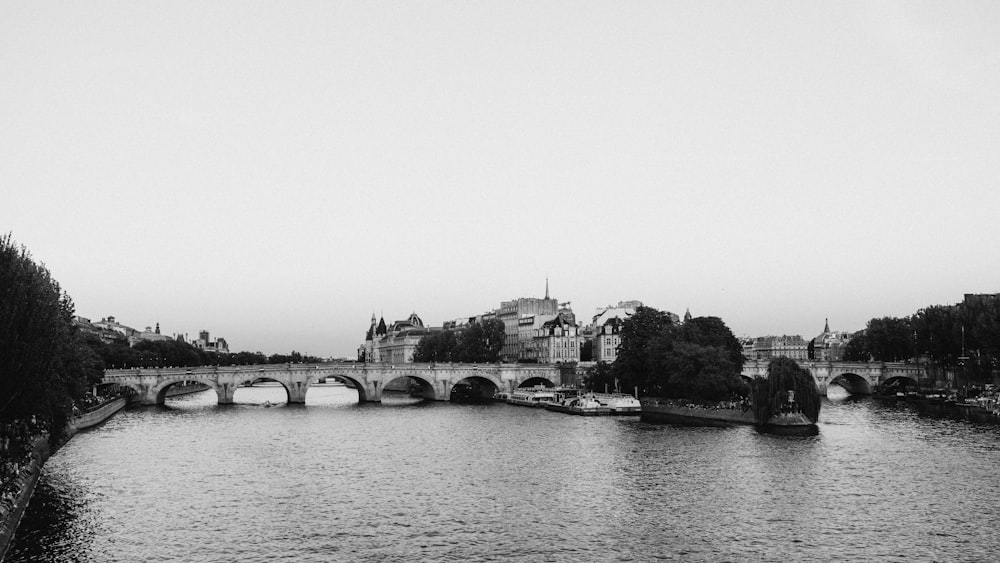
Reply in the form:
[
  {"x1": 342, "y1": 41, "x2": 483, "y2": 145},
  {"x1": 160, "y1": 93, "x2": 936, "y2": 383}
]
[{"x1": 824, "y1": 318, "x2": 830, "y2": 333}]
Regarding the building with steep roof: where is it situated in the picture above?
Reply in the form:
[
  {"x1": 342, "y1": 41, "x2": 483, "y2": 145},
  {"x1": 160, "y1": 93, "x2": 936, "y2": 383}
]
[
  {"x1": 528, "y1": 314, "x2": 581, "y2": 364},
  {"x1": 811, "y1": 318, "x2": 853, "y2": 361},
  {"x1": 359, "y1": 312, "x2": 440, "y2": 363}
]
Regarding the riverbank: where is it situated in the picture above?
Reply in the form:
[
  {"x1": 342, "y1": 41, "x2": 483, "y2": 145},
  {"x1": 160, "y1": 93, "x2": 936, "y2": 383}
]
[
  {"x1": 640, "y1": 399, "x2": 755, "y2": 426},
  {"x1": 640, "y1": 398, "x2": 818, "y2": 434},
  {"x1": 878, "y1": 393, "x2": 1000, "y2": 424},
  {"x1": 0, "y1": 397, "x2": 126, "y2": 559}
]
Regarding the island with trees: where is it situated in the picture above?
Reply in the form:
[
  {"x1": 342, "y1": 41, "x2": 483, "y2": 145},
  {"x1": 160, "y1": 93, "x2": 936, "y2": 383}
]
[{"x1": 586, "y1": 306, "x2": 820, "y2": 432}]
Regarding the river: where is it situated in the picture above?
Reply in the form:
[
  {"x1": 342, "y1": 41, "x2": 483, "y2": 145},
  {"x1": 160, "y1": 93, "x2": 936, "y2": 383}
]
[{"x1": 6, "y1": 384, "x2": 1000, "y2": 562}]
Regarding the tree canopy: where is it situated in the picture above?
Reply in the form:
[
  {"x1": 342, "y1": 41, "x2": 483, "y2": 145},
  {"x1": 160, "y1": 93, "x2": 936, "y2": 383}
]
[
  {"x1": 1, "y1": 234, "x2": 99, "y2": 442},
  {"x1": 750, "y1": 357, "x2": 821, "y2": 424},
  {"x1": 608, "y1": 306, "x2": 746, "y2": 401},
  {"x1": 412, "y1": 319, "x2": 504, "y2": 363},
  {"x1": 844, "y1": 297, "x2": 1000, "y2": 384}
]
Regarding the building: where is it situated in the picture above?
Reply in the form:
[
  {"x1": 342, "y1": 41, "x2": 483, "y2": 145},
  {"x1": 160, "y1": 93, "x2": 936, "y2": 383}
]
[
  {"x1": 588, "y1": 301, "x2": 643, "y2": 363},
  {"x1": 192, "y1": 329, "x2": 230, "y2": 354},
  {"x1": 91, "y1": 315, "x2": 138, "y2": 340},
  {"x1": 496, "y1": 281, "x2": 559, "y2": 362},
  {"x1": 750, "y1": 335, "x2": 809, "y2": 361},
  {"x1": 532, "y1": 314, "x2": 582, "y2": 364},
  {"x1": 132, "y1": 323, "x2": 173, "y2": 345},
  {"x1": 359, "y1": 312, "x2": 440, "y2": 363},
  {"x1": 74, "y1": 316, "x2": 127, "y2": 344},
  {"x1": 811, "y1": 318, "x2": 853, "y2": 361}
]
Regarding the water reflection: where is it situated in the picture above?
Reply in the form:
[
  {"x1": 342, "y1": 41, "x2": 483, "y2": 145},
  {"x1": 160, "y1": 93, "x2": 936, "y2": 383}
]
[{"x1": 8, "y1": 390, "x2": 1000, "y2": 561}]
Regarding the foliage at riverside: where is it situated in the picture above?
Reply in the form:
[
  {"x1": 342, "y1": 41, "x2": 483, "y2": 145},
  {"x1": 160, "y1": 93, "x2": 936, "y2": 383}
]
[
  {"x1": 844, "y1": 297, "x2": 1000, "y2": 380},
  {"x1": 411, "y1": 319, "x2": 504, "y2": 363},
  {"x1": 750, "y1": 357, "x2": 821, "y2": 424},
  {"x1": 1, "y1": 234, "x2": 102, "y2": 450},
  {"x1": 588, "y1": 306, "x2": 747, "y2": 401},
  {"x1": 86, "y1": 336, "x2": 325, "y2": 370}
]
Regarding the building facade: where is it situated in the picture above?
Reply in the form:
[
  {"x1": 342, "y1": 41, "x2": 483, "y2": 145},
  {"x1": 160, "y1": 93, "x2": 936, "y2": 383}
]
[
  {"x1": 588, "y1": 301, "x2": 642, "y2": 363},
  {"x1": 192, "y1": 329, "x2": 230, "y2": 354},
  {"x1": 359, "y1": 312, "x2": 439, "y2": 363},
  {"x1": 529, "y1": 315, "x2": 581, "y2": 364},
  {"x1": 496, "y1": 282, "x2": 559, "y2": 362},
  {"x1": 749, "y1": 335, "x2": 809, "y2": 361},
  {"x1": 811, "y1": 319, "x2": 852, "y2": 361}
]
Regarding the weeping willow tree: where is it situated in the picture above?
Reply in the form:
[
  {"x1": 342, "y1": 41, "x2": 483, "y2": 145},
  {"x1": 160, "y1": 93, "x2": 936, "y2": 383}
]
[{"x1": 750, "y1": 357, "x2": 821, "y2": 424}]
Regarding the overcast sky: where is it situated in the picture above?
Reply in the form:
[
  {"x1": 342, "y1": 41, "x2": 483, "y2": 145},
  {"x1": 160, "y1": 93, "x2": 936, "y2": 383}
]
[{"x1": 3, "y1": 1, "x2": 998, "y2": 358}]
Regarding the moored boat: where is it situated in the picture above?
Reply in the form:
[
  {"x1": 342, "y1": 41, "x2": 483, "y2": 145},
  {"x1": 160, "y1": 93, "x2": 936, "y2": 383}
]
[
  {"x1": 592, "y1": 393, "x2": 642, "y2": 415},
  {"x1": 507, "y1": 387, "x2": 557, "y2": 407},
  {"x1": 545, "y1": 391, "x2": 611, "y2": 416}
]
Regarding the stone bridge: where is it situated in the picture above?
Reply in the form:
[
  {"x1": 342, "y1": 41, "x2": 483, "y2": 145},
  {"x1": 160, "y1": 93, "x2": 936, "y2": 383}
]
[
  {"x1": 103, "y1": 362, "x2": 560, "y2": 406},
  {"x1": 742, "y1": 360, "x2": 926, "y2": 395}
]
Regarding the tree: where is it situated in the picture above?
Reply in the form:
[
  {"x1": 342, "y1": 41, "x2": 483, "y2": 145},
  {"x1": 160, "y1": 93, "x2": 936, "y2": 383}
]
[
  {"x1": 455, "y1": 319, "x2": 504, "y2": 363},
  {"x1": 611, "y1": 306, "x2": 675, "y2": 392},
  {"x1": 750, "y1": 357, "x2": 821, "y2": 424},
  {"x1": 842, "y1": 331, "x2": 870, "y2": 362},
  {"x1": 413, "y1": 320, "x2": 504, "y2": 363},
  {"x1": 580, "y1": 340, "x2": 593, "y2": 362},
  {"x1": 1, "y1": 234, "x2": 94, "y2": 443},
  {"x1": 412, "y1": 330, "x2": 457, "y2": 362},
  {"x1": 865, "y1": 316, "x2": 913, "y2": 362},
  {"x1": 611, "y1": 307, "x2": 745, "y2": 401},
  {"x1": 651, "y1": 340, "x2": 745, "y2": 401},
  {"x1": 583, "y1": 361, "x2": 615, "y2": 392},
  {"x1": 676, "y1": 316, "x2": 744, "y2": 369}
]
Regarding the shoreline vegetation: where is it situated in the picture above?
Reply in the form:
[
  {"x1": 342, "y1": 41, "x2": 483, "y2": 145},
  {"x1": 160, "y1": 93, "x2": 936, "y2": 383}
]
[
  {"x1": 584, "y1": 306, "x2": 820, "y2": 432},
  {"x1": 0, "y1": 233, "x2": 331, "y2": 557},
  {"x1": 0, "y1": 234, "x2": 139, "y2": 558}
]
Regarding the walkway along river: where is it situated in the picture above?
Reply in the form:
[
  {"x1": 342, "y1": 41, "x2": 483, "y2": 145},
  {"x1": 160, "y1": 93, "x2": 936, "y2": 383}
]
[{"x1": 6, "y1": 385, "x2": 1000, "y2": 562}]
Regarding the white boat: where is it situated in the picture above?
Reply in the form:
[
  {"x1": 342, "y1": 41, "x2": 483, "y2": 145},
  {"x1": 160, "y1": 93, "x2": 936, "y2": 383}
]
[
  {"x1": 546, "y1": 392, "x2": 611, "y2": 416},
  {"x1": 591, "y1": 393, "x2": 642, "y2": 415},
  {"x1": 507, "y1": 387, "x2": 557, "y2": 407}
]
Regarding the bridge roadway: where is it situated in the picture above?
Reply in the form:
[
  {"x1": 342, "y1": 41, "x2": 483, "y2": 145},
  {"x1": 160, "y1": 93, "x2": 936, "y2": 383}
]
[
  {"x1": 103, "y1": 362, "x2": 561, "y2": 406},
  {"x1": 742, "y1": 359, "x2": 925, "y2": 395}
]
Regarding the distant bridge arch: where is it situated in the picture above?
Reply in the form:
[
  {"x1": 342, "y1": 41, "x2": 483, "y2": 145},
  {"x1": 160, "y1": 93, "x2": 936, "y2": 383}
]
[{"x1": 742, "y1": 360, "x2": 926, "y2": 396}]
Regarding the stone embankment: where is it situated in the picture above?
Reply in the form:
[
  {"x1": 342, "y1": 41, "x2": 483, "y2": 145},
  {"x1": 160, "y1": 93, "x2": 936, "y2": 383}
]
[
  {"x1": 0, "y1": 398, "x2": 126, "y2": 559},
  {"x1": 640, "y1": 399, "x2": 755, "y2": 426}
]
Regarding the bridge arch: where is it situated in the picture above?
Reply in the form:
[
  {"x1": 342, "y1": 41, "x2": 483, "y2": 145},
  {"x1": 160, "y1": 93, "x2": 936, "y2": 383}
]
[
  {"x1": 232, "y1": 375, "x2": 291, "y2": 403},
  {"x1": 829, "y1": 372, "x2": 872, "y2": 395},
  {"x1": 116, "y1": 380, "x2": 146, "y2": 403},
  {"x1": 383, "y1": 373, "x2": 439, "y2": 401},
  {"x1": 302, "y1": 374, "x2": 368, "y2": 403},
  {"x1": 151, "y1": 378, "x2": 219, "y2": 405},
  {"x1": 449, "y1": 375, "x2": 501, "y2": 402},
  {"x1": 880, "y1": 375, "x2": 918, "y2": 394},
  {"x1": 518, "y1": 376, "x2": 555, "y2": 389}
]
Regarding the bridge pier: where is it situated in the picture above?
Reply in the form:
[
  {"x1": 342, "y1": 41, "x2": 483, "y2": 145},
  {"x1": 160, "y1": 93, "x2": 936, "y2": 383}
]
[
  {"x1": 288, "y1": 381, "x2": 308, "y2": 404},
  {"x1": 217, "y1": 382, "x2": 236, "y2": 405}
]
